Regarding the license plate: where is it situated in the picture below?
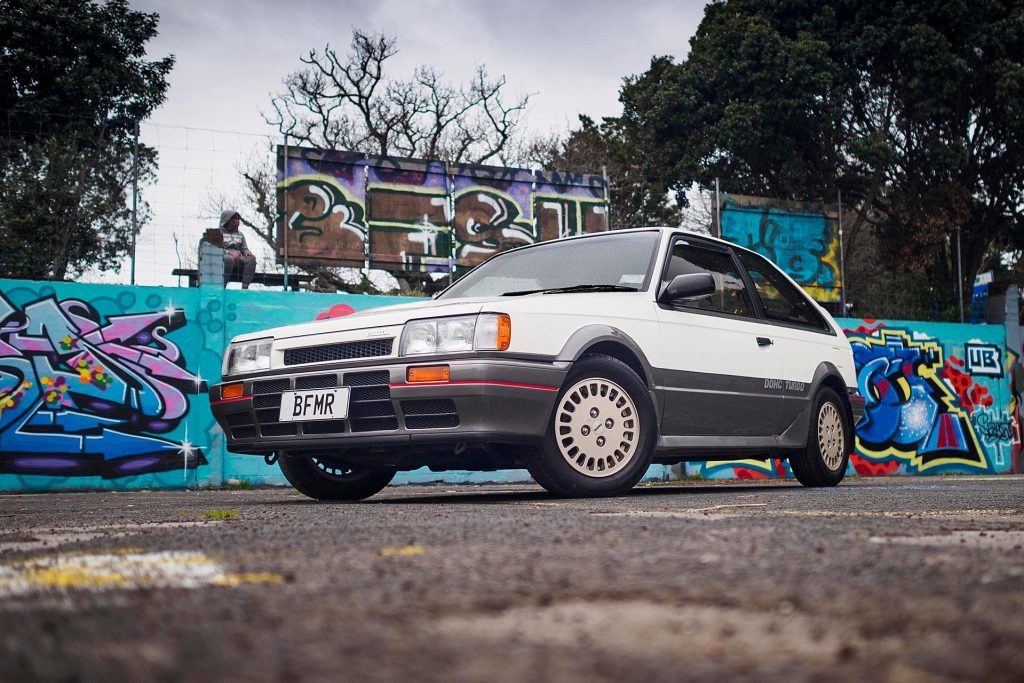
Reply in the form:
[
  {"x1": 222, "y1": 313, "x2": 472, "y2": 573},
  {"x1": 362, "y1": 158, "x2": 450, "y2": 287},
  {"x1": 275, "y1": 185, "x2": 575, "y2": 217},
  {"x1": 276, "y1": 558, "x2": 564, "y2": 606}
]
[{"x1": 278, "y1": 388, "x2": 350, "y2": 422}]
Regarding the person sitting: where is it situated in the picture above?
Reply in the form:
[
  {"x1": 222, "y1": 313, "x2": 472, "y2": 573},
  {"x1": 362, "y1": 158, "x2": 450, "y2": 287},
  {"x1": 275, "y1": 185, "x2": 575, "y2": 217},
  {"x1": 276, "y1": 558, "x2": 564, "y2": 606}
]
[{"x1": 218, "y1": 209, "x2": 256, "y2": 289}]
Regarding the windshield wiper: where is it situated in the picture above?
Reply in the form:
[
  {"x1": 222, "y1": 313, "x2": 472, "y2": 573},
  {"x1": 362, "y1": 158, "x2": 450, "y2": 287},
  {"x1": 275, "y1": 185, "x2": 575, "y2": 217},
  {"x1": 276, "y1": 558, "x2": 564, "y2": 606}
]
[{"x1": 501, "y1": 284, "x2": 639, "y2": 296}]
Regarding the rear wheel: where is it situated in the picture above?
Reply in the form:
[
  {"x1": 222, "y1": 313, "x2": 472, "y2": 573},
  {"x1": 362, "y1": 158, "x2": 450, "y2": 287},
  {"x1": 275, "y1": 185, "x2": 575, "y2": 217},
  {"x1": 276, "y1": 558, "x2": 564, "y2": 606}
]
[
  {"x1": 790, "y1": 387, "x2": 850, "y2": 487},
  {"x1": 527, "y1": 355, "x2": 656, "y2": 497},
  {"x1": 279, "y1": 453, "x2": 395, "y2": 501}
]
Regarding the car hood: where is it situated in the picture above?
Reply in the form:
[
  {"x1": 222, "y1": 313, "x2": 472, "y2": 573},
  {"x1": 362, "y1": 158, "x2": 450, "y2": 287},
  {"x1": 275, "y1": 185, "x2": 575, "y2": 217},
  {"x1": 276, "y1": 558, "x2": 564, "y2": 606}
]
[{"x1": 230, "y1": 296, "x2": 507, "y2": 342}]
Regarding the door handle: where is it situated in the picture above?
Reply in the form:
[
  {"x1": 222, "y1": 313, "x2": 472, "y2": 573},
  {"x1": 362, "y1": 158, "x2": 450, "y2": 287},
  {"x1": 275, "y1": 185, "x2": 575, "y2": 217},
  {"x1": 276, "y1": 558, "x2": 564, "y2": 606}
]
[{"x1": 756, "y1": 336, "x2": 774, "y2": 347}]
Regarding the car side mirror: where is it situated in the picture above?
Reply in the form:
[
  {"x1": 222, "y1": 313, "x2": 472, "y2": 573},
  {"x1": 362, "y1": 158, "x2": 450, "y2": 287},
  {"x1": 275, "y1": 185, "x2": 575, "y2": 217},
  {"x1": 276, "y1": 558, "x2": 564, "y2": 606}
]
[{"x1": 659, "y1": 272, "x2": 716, "y2": 304}]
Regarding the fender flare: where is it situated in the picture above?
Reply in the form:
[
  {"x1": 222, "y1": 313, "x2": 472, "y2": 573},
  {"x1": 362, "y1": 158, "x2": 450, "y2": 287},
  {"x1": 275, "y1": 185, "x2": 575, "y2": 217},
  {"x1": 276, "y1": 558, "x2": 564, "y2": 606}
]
[
  {"x1": 808, "y1": 361, "x2": 855, "y2": 424},
  {"x1": 556, "y1": 325, "x2": 654, "y2": 379}
]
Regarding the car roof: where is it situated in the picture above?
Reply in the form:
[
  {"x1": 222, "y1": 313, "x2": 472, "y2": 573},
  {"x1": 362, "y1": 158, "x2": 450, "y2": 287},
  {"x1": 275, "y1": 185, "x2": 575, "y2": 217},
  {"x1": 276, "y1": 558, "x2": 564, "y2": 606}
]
[
  {"x1": 444, "y1": 227, "x2": 740, "y2": 280},
  {"x1": 517, "y1": 226, "x2": 734, "y2": 249}
]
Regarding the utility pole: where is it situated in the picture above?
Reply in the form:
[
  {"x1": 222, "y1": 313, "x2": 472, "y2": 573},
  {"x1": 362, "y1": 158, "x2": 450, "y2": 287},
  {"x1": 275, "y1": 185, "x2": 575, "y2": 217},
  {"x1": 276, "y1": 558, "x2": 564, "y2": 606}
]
[
  {"x1": 838, "y1": 190, "x2": 847, "y2": 315},
  {"x1": 956, "y1": 227, "x2": 964, "y2": 323},
  {"x1": 130, "y1": 120, "x2": 139, "y2": 285},
  {"x1": 282, "y1": 135, "x2": 289, "y2": 291},
  {"x1": 714, "y1": 178, "x2": 721, "y2": 238}
]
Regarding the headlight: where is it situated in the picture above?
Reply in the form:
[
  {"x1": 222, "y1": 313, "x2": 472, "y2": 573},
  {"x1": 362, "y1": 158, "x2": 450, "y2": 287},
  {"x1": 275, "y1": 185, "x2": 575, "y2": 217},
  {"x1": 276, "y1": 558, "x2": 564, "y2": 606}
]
[
  {"x1": 400, "y1": 314, "x2": 510, "y2": 356},
  {"x1": 226, "y1": 338, "x2": 272, "y2": 375}
]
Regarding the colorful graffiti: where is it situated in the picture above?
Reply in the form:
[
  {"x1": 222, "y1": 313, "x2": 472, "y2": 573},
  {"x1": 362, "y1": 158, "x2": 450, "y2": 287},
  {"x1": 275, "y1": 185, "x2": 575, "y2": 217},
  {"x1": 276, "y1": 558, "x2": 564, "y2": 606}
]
[
  {"x1": 0, "y1": 290, "x2": 207, "y2": 478},
  {"x1": 276, "y1": 147, "x2": 609, "y2": 272},
  {"x1": 720, "y1": 194, "x2": 841, "y2": 303},
  {"x1": 850, "y1": 328, "x2": 989, "y2": 473},
  {"x1": 691, "y1": 318, "x2": 1018, "y2": 479}
]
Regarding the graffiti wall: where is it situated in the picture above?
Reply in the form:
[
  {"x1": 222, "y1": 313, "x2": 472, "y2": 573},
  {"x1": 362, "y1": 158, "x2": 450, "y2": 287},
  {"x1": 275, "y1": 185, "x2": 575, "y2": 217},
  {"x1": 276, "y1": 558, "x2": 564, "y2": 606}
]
[
  {"x1": 277, "y1": 147, "x2": 609, "y2": 272},
  {"x1": 720, "y1": 194, "x2": 841, "y2": 303},
  {"x1": 2, "y1": 281, "x2": 1017, "y2": 492},
  {"x1": 0, "y1": 286, "x2": 206, "y2": 483},
  {"x1": 691, "y1": 318, "x2": 1021, "y2": 479},
  {"x1": 0, "y1": 280, "x2": 419, "y2": 492}
]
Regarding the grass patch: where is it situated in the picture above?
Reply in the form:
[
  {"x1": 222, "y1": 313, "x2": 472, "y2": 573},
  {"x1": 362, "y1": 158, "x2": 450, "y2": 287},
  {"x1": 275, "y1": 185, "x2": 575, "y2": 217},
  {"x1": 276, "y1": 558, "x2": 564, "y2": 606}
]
[
  {"x1": 203, "y1": 508, "x2": 238, "y2": 520},
  {"x1": 224, "y1": 480, "x2": 255, "y2": 490}
]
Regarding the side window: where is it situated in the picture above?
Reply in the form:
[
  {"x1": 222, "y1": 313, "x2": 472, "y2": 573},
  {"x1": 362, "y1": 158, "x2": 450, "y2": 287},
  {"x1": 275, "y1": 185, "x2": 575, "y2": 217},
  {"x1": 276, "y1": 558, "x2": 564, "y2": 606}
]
[
  {"x1": 736, "y1": 250, "x2": 829, "y2": 331},
  {"x1": 661, "y1": 241, "x2": 753, "y2": 317}
]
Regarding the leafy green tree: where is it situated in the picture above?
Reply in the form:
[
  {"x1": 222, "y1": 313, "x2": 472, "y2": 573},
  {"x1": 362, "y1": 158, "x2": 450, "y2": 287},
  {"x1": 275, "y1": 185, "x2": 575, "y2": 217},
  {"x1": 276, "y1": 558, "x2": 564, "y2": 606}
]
[
  {"x1": 621, "y1": 0, "x2": 1024, "y2": 318},
  {"x1": 0, "y1": 0, "x2": 173, "y2": 280},
  {"x1": 546, "y1": 115, "x2": 682, "y2": 230}
]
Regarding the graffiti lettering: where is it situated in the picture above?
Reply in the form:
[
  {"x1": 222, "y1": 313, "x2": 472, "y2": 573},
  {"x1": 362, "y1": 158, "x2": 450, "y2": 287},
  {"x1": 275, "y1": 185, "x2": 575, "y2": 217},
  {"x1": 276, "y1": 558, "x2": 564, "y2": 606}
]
[
  {"x1": 975, "y1": 409, "x2": 1018, "y2": 446},
  {"x1": 964, "y1": 342, "x2": 1003, "y2": 377},
  {"x1": 0, "y1": 292, "x2": 206, "y2": 478},
  {"x1": 276, "y1": 148, "x2": 609, "y2": 271}
]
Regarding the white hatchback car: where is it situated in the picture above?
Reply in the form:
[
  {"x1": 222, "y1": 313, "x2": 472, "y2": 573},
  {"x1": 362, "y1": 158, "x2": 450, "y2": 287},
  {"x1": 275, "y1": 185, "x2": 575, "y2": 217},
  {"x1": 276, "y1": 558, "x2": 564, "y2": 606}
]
[{"x1": 211, "y1": 228, "x2": 864, "y2": 500}]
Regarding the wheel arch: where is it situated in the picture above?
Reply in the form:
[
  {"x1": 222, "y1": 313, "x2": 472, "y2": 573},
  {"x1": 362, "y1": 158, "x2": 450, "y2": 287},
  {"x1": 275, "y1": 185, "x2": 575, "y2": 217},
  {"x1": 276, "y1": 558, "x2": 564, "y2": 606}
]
[
  {"x1": 811, "y1": 362, "x2": 855, "y2": 432},
  {"x1": 556, "y1": 325, "x2": 654, "y2": 389}
]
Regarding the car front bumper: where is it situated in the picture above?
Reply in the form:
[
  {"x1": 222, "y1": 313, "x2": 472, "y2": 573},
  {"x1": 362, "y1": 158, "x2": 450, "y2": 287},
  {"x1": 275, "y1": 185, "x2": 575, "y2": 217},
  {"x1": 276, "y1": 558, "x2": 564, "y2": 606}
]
[{"x1": 210, "y1": 358, "x2": 570, "y2": 455}]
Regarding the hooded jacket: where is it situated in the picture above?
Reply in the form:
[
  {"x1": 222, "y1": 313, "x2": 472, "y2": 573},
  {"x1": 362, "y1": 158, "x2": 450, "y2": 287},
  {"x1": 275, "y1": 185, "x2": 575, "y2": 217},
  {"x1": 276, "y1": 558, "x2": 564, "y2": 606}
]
[{"x1": 219, "y1": 209, "x2": 248, "y2": 251}]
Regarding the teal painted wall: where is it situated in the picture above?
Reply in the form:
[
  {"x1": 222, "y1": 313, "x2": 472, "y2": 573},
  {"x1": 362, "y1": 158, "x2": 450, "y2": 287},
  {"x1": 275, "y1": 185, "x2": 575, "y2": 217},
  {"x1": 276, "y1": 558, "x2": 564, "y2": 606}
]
[{"x1": 3, "y1": 280, "x2": 1015, "y2": 492}]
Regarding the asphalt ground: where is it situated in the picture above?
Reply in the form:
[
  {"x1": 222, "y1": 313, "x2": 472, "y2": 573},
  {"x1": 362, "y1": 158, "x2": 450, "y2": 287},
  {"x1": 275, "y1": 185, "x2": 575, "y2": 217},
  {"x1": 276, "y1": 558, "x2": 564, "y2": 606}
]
[{"x1": 1, "y1": 476, "x2": 1023, "y2": 682}]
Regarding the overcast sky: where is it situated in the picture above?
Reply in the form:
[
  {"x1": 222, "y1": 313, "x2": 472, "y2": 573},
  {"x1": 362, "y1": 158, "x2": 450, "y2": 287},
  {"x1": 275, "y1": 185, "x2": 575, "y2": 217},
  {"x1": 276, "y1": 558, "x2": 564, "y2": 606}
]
[
  {"x1": 134, "y1": 0, "x2": 706, "y2": 136},
  {"x1": 110, "y1": 0, "x2": 709, "y2": 286}
]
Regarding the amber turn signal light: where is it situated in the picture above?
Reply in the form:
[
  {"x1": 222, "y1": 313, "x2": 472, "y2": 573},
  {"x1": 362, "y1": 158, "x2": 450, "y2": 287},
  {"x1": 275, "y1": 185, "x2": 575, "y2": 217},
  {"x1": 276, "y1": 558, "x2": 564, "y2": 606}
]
[
  {"x1": 495, "y1": 314, "x2": 511, "y2": 351},
  {"x1": 407, "y1": 365, "x2": 450, "y2": 383},
  {"x1": 221, "y1": 383, "x2": 245, "y2": 400}
]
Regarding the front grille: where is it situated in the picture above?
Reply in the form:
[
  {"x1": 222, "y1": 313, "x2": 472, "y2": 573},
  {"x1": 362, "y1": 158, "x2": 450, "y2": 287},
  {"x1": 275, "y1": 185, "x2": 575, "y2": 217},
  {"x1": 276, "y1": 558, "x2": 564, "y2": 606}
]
[
  {"x1": 238, "y1": 369, "x2": 399, "y2": 437},
  {"x1": 345, "y1": 371, "x2": 397, "y2": 432},
  {"x1": 296, "y1": 374, "x2": 338, "y2": 390},
  {"x1": 405, "y1": 414, "x2": 460, "y2": 429},
  {"x1": 253, "y1": 378, "x2": 289, "y2": 395},
  {"x1": 283, "y1": 339, "x2": 393, "y2": 366},
  {"x1": 350, "y1": 416, "x2": 399, "y2": 432},
  {"x1": 401, "y1": 398, "x2": 459, "y2": 430},
  {"x1": 303, "y1": 420, "x2": 347, "y2": 435},
  {"x1": 232, "y1": 426, "x2": 257, "y2": 440},
  {"x1": 226, "y1": 413, "x2": 251, "y2": 427},
  {"x1": 343, "y1": 370, "x2": 390, "y2": 387},
  {"x1": 402, "y1": 399, "x2": 457, "y2": 415},
  {"x1": 261, "y1": 423, "x2": 297, "y2": 437},
  {"x1": 253, "y1": 394, "x2": 280, "y2": 409}
]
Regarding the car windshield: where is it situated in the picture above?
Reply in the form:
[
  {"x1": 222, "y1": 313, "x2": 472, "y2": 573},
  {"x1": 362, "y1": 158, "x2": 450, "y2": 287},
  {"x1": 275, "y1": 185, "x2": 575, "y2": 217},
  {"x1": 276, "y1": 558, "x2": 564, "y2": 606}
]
[{"x1": 437, "y1": 231, "x2": 660, "y2": 299}]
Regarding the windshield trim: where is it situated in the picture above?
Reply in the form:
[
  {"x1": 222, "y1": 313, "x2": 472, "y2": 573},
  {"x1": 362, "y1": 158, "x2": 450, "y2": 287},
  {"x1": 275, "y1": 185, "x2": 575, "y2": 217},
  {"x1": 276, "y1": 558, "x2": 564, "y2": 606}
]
[{"x1": 434, "y1": 229, "x2": 663, "y2": 300}]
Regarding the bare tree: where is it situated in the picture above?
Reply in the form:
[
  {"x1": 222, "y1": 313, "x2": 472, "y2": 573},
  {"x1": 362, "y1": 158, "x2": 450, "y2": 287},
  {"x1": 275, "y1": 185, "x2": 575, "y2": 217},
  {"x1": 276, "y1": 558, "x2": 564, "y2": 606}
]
[
  {"x1": 266, "y1": 29, "x2": 533, "y2": 164},
  {"x1": 223, "y1": 28, "x2": 542, "y2": 293}
]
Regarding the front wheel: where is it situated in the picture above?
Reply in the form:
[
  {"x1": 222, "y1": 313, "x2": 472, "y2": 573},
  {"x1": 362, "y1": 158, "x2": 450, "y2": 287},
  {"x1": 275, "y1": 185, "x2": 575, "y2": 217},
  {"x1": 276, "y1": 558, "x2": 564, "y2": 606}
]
[
  {"x1": 790, "y1": 387, "x2": 851, "y2": 487},
  {"x1": 526, "y1": 355, "x2": 657, "y2": 497},
  {"x1": 279, "y1": 453, "x2": 396, "y2": 501}
]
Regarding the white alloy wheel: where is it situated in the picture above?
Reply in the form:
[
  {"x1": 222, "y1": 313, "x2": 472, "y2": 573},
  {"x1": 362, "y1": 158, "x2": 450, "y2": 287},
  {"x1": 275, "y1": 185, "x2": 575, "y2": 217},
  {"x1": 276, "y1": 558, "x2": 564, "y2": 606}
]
[
  {"x1": 817, "y1": 402, "x2": 845, "y2": 470},
  {"x1": 555, "y1": 377, "x2": 638, "y2": 478}
]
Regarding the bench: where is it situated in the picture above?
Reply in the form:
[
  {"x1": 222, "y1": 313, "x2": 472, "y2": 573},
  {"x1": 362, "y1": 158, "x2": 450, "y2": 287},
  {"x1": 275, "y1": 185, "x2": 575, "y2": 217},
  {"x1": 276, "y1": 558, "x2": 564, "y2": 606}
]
[{"x1": 172, "y1": 268, "x2": 313, "y2": 291}]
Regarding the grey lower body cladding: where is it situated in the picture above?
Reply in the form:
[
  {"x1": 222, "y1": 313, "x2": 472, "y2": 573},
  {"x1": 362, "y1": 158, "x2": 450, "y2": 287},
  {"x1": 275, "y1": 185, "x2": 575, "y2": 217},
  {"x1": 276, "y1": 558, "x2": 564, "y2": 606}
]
[
  {"x1": 650, "y1": 366, "x2": 855, "y2": 460},
  {"x1": 210, "y1": 359, "x2": 568, "y2": 460}
]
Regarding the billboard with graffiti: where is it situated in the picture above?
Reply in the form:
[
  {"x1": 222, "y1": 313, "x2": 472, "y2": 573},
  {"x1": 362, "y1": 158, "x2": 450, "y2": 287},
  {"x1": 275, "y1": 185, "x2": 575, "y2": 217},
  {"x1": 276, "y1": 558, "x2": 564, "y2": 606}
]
[
  {"x1": 276, "y1": 147, "x2": 610, "y2": 272},
  {"x1": 691, "y1": 318, "x2": 1021, "y2": 479},
  {"x1": 720, "y1": 193, "x2": 841, "y2": 303}
]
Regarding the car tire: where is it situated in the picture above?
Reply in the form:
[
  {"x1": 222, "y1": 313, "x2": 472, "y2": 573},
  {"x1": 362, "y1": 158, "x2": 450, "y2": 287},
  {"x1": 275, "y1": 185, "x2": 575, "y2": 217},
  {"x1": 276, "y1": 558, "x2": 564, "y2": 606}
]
[
  {"x1": 790, "y1": 387, "x2": 850, "y2": 487},
  {"x1": 526, "y1": 355, "x2": 657, "y2": 498},
  {"x1": 278, "y1": 453, "x2": 396, "y2": 501}
]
